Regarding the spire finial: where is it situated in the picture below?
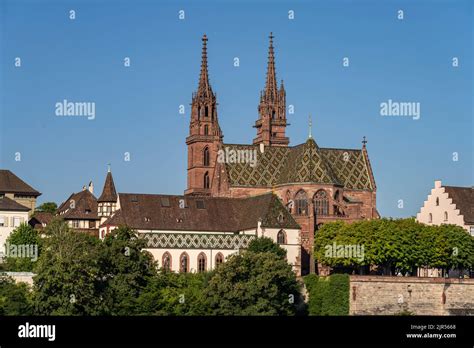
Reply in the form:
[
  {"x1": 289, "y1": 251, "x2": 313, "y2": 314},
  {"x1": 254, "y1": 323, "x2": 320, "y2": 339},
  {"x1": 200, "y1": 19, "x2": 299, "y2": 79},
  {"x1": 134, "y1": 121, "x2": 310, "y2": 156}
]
[
  {"x1": 362, "y1": 136, "x2": 367, "y2": 148},
  {"x1": 308, "y1": 115, "x2": 313, "y2": 139},
  {"x1": 107, "y1": 163, "x2": 111, "y2": 173}
]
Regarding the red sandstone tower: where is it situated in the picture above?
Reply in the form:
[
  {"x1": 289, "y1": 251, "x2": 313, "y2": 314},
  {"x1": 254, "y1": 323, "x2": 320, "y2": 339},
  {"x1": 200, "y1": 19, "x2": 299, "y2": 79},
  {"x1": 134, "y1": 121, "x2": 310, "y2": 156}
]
[
  {"x1": 185, "y1": 35, "x2": 223, "y2": 196},
  {"x1": 253, "y1": 33, "x2": 289, "y2": 147}
]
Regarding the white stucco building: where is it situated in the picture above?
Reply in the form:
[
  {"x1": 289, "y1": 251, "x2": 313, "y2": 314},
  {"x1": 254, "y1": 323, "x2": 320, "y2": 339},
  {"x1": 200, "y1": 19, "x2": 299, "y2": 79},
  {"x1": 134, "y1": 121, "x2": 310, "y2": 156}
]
[
  {"x1": 0, "y1": 197, "x2": 30, "y2": 257},
  {"x1": 417, "y1": 180, "x2": 473, "y2": 235},
  {"x1": 95, "y1": 173, "x2": 302, "y2": 275}
]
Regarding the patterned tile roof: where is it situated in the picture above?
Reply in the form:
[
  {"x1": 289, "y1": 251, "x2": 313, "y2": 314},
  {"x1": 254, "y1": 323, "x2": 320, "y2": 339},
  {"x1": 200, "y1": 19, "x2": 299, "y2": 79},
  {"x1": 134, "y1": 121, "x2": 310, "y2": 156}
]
[{"x1": 223, "y1": 139, "x2": 375, "y2": 190}]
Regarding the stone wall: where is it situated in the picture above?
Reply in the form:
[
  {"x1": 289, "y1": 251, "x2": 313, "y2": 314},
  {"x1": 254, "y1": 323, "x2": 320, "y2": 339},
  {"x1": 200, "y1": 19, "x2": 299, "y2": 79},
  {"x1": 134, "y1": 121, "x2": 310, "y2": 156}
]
[{"x1": 350, "y1": 276, "x2": 474, "y2": 315}]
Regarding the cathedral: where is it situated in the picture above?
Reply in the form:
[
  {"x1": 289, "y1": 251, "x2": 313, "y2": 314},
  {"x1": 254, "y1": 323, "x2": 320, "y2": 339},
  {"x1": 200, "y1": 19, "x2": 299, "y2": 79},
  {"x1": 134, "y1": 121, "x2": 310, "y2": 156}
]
[
  {"x1": 54, "y1": 33, "x2": 378, "y2": 276},
  {"x1": 185, "y1": 33, "x2": 379, "y2": 274}
]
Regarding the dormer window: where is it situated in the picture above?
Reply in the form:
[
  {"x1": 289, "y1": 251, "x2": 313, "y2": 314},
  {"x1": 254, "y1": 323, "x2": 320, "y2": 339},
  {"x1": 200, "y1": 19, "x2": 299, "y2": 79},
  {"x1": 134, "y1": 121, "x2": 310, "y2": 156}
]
[
  {"x1": 277, "y1": 212, "x2": 285, "y2": 223},
  {"x1": 144, "y1": 217, "x2": 151, "y2": 222}
]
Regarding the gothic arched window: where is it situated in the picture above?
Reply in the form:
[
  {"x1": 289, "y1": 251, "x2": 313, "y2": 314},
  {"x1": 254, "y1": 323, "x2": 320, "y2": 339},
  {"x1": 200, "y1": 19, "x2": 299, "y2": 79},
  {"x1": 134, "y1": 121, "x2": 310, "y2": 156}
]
[
  {"x1": 180, "y1": 252, "x2": 189, "y2": 273},
  {"x1": 203, "y1": 147, "x2": 210, "y2": 166},
  {"x1": 295, "y1": 190, "x2": 308, "y2": 215},
  {"x1": 277, "y1": 230, "x2": 286, "y2": 244},
  {"x1": 215, "y1": 253, "x2": 224, "y2": 267},
  {"x1": 314, "y1": 190, "x2": 329, "y2": 216},
  {"x1": 197, "y1": 106, "x2": 201, "y2": 120},
  {"x1": 198, "y1": 253, "x2": 207, "y2": 272},
  {"x1": 204, "y1": 124, "x2": 209, "y2": 135},
  {"x1": 204, "y1": 172, "x2": 210, "y2": 189},
  {"x1": 436, "y1": 197, "x2": 439, "y2": 206},
  {"x1": 205, "y1": 106, "x2": 209, "y2": 118},
  {"x1": 162, "y1": 252, "x2": 171, "y2": 271}
]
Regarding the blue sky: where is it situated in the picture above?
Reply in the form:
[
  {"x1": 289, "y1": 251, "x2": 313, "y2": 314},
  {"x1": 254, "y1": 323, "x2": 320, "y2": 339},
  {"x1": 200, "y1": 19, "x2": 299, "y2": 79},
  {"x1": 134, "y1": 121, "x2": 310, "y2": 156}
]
[{"x1": 0, "y1": 0, "x2": 472, "y2": 218}]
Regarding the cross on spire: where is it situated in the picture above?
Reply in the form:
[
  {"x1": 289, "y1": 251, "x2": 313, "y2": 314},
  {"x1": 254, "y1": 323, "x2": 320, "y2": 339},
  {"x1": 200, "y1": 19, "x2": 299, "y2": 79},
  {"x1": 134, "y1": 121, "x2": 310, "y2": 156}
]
[
  {"x1": 308, "y1": 114, "x2": 313, "y2": 139},
  {"x1": 362, "y1": 136, "x2": 367, "y2": 148}
]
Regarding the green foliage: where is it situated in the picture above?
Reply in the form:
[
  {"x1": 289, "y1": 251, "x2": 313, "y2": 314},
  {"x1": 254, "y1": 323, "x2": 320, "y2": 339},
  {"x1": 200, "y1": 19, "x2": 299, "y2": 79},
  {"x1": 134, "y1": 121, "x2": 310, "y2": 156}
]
[
  {"x1": 247, "y1": 236, "x2": 287, "y2": 259},
  {"x1": 32, "y1": 219, "x2": 104, "y2": 315},
  {"x1": 137, "y1": 271, "x2": 211, "y2": 315},
  {"x1": 35, "y1": 202, "x2": 57, "y2": 214},
  {"x1": 303, "y1": 274, "x2": 349, "y2": 316},
  {"x1": 0, "y1": 275, "x2": 32, "y2": 315},
  {"x1": 4, "y1": 223, "x2": 41, "y2": 272},
  {"x1": 314, "y1": 218, "x2": 474, "y2": 275},
  {"x1": 204, "y1": 251, "x2": 300, "y2": 315},
  {"x1": 99, "y1": 226, "x2": 157, "y2": 315}
]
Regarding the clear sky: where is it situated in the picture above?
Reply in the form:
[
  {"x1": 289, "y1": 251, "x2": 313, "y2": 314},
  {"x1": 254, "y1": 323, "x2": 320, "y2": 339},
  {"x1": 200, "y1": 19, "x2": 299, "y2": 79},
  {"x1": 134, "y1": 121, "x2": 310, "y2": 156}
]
[{"x1": 0, "y1": 0, "x2": 472, "y2": 218}]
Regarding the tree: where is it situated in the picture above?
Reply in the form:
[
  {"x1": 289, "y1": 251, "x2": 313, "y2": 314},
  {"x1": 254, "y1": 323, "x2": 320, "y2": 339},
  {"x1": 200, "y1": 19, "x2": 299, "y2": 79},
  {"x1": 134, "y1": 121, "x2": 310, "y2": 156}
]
[
  {"x1": 136, "y1": 271, "x2": 211, "y2": 315},
  {"x1": 3, "y1": 223, "x2": 41, "y2": 272},
  {"x1": 0, "y1": 275, "x2": 32, "y2": 315},
  {"x1": 35, "y1": 202, "x2": 57, "y2": 214},
  {"x1": 204, "y1": 251, "x2": 300, "y2": 315},
  {"x1": 314, "y1": 218, "x2": 474, "y2": 275},
  {"x1": 32, "y1": 218, "x2": 104, "y2": 315},
  {"x1": 99, "y1": 226, "x2": 157, "y2": 315},
  {"x1": 247, "y1": 237, "x2": 287, "y2": 259}
]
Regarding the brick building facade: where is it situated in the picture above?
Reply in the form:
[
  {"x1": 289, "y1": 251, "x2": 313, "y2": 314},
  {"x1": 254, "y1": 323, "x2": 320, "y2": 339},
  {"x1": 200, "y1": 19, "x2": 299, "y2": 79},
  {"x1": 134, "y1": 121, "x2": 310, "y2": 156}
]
[{"x1": 185, "y1": 34, "x2": 379, "y2": 274}]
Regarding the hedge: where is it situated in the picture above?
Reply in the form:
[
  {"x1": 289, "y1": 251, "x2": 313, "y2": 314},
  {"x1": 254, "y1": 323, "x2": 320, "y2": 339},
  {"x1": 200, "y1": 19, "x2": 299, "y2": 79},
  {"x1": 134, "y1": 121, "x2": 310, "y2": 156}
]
[{"x1": 303, "y1": 274, "x2": 349, "y2": 315}]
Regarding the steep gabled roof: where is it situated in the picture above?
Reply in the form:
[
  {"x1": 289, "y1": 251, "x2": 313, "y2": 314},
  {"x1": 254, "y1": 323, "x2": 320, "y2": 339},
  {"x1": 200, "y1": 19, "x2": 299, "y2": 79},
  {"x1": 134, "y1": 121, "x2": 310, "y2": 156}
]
[
  {"x1": 444, "y1": 186, "x2": 474, "y2": 224},
  {"x1": 0, "y1": 170, "x2": 41, "y2": 196},
  {"x1": 57, "y1": 190, "x2": 98, "y2": 220},
  {"x1": 28, "y1": 212, "x2": 54, "y2": 229},
  {"x1": 277, "y1": 139, "x2": 341, "y2": 185},
  {"x1": 0, "y1": 196, "x2": 30, "y2": 212},
  {"x1": 102, "y1": 192, "x2": 299, "y2": 232},
  {"x1": 98, "y1": 171, "x2": 117, "y2": 203},
  {"x1": 222, "y1": 139, "x2": 375, "y2": 190}
]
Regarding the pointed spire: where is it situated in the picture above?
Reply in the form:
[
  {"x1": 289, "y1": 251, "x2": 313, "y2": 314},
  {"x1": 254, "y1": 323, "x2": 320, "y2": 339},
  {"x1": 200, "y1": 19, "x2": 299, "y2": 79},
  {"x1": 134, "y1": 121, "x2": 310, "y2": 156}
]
[
  {"x1": 280, "y1": 79, "x2": 285, "y2": 92},
  {"x1": 98, "y1": 167, "x2": 117, "y2": 203},
  {"x1": 264, "y1": 32, "x2": 278, "y2": 101},
  {"x1": 197, "y1": 34, "x2": 212, "y2": 98}
]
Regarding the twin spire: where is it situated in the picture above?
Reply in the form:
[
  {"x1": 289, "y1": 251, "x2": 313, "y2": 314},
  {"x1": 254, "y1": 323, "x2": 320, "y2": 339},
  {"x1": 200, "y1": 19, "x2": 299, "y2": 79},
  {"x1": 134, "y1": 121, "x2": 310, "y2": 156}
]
[
  {"x1": 263, "y1": 32, "x2": 281, "y2": 102},
  {"x1": 193, "y1": 33, "x2": 288, "y2": 147},
  {"x1": 197, "y1": 34, "x2": 213, "y2": 99}
]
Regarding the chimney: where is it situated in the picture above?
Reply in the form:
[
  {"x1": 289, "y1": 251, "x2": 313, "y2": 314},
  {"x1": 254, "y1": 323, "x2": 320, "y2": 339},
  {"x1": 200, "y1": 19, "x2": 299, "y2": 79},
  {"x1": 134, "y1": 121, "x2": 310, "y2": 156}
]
[{"x1": 88, "y1": 181, "x2": 94, "y2": 194}]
